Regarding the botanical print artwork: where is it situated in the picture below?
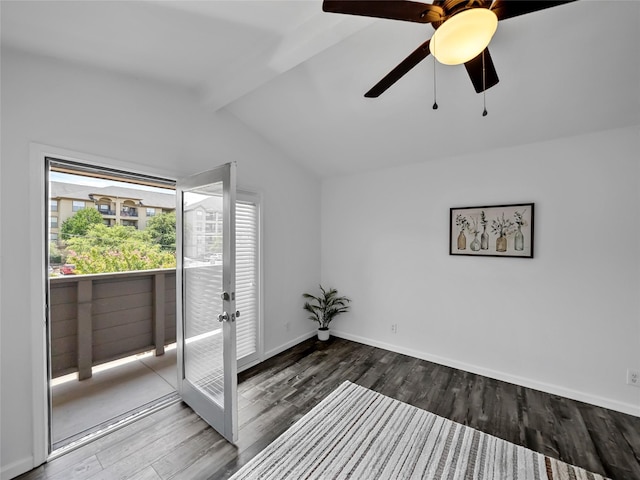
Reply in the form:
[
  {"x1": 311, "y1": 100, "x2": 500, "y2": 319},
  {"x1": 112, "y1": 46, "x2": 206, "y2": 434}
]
[{"x1": 450, "y1": 203, "x2": 534, "y2": 258}]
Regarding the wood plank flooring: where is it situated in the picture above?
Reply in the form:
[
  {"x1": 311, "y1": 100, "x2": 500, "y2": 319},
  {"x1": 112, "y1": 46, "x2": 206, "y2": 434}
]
[{"x1": 17, "y1": 337, "x2": 640, "y2": 480}]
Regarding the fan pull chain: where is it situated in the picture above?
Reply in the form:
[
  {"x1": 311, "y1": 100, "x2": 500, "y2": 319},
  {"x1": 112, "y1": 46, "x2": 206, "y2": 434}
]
[
  {"x1": 482, "y1": 50, "x2": 488, "y2": 117},
  {"x1": 432, "y1": 48, "x2": 438, "y2": 109}
]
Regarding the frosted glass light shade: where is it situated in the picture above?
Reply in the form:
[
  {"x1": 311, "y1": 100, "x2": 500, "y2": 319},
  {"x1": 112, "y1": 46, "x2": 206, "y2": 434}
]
[{"x1": 429, "y1": 9, "x2": 498, "y2": 65}]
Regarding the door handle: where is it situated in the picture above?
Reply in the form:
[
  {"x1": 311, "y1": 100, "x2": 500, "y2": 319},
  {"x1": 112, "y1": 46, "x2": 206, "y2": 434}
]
[
  {"x1": 218, "y1": 310, "x2": 240, "y2": 322},
  {"x1": 217, "y1": 311, "x2": 240, "y2": 322}
]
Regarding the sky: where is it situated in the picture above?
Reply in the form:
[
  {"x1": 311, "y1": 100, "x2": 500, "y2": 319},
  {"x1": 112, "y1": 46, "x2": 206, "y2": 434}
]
[
  {"x1": 49, "y1": 171, "x2": 222, "y2": 206},
  {"x1": 50, "y1": 171, "x2": 175, "y2": 195}
]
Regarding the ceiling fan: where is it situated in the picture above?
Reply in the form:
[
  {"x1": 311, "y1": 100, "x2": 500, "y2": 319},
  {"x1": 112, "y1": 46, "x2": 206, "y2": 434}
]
[{"x1": 322, "y1": 0, "x2": 577, "y2": 98}]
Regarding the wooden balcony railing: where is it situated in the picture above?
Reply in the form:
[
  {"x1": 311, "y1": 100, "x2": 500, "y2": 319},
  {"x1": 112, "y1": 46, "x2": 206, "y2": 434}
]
[{"x1": 50, "y1": 269, "x2": 176, "y2": 380}]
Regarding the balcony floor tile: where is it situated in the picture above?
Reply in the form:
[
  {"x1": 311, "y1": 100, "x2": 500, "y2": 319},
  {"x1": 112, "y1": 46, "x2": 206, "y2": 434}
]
[{"x1": 52, "y1": 349, "x2": 177, "y2": 448}]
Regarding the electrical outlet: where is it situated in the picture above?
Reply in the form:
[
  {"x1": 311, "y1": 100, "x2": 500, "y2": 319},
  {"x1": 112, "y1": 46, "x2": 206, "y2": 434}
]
[
  {"x1": 627, "y1": 369, "x2": 640, "y2": 387},
  {"x1": 391, "y1": 324, "x2": 397, "y2": 334}
]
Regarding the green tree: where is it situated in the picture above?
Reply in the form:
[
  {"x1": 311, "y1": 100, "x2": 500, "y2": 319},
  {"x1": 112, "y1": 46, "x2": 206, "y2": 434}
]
[
  {"x1": 67, "y1": 223, "x2": 146, "y2": 249},
  {"x1": 65, "y1": 224, "x2": 176, "y2": 274},
  {"x1": 145, "y1": 211, "x2": 176, "y2": 252},
  {"x1": 49, "y1": 242, "x2": 65, "y2": 265},
  {"x1": 60, "y1": 207, "x2": 103, "y2": 240}
]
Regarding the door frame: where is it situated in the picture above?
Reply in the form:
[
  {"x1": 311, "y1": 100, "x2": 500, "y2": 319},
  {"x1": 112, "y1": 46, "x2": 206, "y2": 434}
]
[
  {"x1": 29, "y1": 143, "x2": 178, "y2": 466},
  {"x1": 29, "y1": 145, "x2": 264, "y2": 467},
  {"x1": 236, "y1": 190, "x2": 264, "y2": 372}
]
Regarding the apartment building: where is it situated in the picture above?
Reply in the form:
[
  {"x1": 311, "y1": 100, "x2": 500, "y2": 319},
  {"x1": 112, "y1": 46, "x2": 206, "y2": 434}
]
[{"x1": 49, "y1": 181, "x2": 175, "y2": 243}]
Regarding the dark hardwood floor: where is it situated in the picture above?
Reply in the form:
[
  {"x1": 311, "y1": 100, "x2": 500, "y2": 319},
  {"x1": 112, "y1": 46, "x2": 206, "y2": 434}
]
[{"x1": 17, "y1": 337, "x2": 640, "y2": 480}]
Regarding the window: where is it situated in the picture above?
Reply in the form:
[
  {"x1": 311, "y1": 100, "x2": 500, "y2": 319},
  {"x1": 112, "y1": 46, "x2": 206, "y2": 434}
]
[
  {"x1": 50, "y1": 233, "x2": 58, "y2": 242},
  {"x1": 121, "y1": 205, "x2": 138, "y2": 217},
  {"x1": 146, "y1": 208, "x2": 156, "y2": 217},
  {"x1": 50, "y1": 216, "x2": 58, "y2": 228},
  {"x1": 98, "y1": 204, "x2": 111, "y2": 214},
  {"x1": 50, "y1": 199, "x2": 58, "y2": 212},
  {"x1": 72, "y1": 200, "x2": 85, "y2": 212}
]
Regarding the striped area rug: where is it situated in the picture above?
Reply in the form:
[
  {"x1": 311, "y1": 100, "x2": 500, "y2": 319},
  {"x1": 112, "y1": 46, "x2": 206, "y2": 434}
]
[{"x1": 230, "y1": 381, "x2": 609, "y2": 480}]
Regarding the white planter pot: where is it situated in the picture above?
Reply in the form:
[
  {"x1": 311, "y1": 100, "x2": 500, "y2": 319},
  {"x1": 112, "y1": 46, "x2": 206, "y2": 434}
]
[{"x1": 317, "y1": 328, "x2": 330, "y2": 341}]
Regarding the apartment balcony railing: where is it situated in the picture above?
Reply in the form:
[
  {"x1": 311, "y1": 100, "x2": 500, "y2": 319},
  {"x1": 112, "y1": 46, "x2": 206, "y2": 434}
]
[
  {"x1": 121, "y1": 210, "x2": 138, "y2": 217},
  {"x1": 99, "y1": 209, "x2": 116, "y2": 216},
  {"x1": 50, "y1": 269, "x2": 176, "y2": 380}
]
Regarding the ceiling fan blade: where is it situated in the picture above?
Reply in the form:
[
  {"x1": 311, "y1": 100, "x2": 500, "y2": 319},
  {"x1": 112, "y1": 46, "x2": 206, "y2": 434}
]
[
  {"x1": 490, "y1": 0, "x2": 577, "y2": 21},
  {"x1": 323, "y1": 1, "x2": 443, "y2": 24},
  {"x1": 365, "y1": 39, "x2": 432, "y2": 98},
  {"x1": 464, "y1": 48, "x2": 499, "y2": 93}
]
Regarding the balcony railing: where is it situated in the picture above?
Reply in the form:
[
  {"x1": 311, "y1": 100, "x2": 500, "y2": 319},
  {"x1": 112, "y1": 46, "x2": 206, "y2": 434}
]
[
  {"x1": 99, "y1": 209, "x2": 116, "y2": 216},
  {"x1": 50, "y1": 269, "x2": 176, "y2": 380},
  {"x1": 121, "y1": 210, "x2": 138, "y2": 217}
]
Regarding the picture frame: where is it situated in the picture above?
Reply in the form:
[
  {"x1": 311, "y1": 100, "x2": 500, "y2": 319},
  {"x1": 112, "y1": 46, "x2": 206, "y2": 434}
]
[{"x1": 449, "y1": 203, "x2": 534, "y2": 258}]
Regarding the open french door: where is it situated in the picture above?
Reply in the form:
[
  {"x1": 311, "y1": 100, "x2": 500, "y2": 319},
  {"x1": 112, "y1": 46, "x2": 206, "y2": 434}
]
[{"x1": 176, "y1": 162, "x2": 238, "y2": 443}]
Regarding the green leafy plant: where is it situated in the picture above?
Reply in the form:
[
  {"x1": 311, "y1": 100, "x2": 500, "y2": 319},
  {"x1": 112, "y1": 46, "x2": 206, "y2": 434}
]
[
  {"x1": 302, "y1": 285, "x2": 351, "y2": 330},
  {"x1": 65, "y1": 223, "x2": 176, "y2": 273},
  {"x1": 145, "y1": 211, "x2": 176, "y2": 252},
  {"x1": 60, "y1": 208, "x2": 103, "y2": 240},
  {"x1": 49, "y1": 242, "x2": 65, "y2": 265}
]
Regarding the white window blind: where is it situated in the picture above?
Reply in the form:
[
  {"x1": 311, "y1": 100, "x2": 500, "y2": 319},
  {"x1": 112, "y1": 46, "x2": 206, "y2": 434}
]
[{"x1": 236, "y1": 199, "x2": 259, "y2": 363}]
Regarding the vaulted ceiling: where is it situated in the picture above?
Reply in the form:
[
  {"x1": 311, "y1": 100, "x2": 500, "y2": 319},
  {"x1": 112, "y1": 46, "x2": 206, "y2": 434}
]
[{"x1": 2, "y1": 1, "x2": 639, "y2": 177}]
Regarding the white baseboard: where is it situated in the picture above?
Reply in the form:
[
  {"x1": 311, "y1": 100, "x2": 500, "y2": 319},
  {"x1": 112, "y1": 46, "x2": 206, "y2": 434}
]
[
  {"x1": 331, "y1": 330, "x2": 640, "y2": 418},
  {"x1": 1, "y1": 455, "x2": 34, "y2": 480},
  {"x1": 238, "y1": 358, "x2": 262, "y2": 373},
  {"x1": 264, "y1": 330, "x2": 316, "y2": 360}
]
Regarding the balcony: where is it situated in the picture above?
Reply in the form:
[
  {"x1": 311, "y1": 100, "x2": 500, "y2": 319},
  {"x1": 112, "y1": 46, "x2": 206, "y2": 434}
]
[
  {"x1": 50, "y1": 269, "x2": 177, "y2": 448},
  {"x1": 99, "y1": 209, "x2": 116, "y2": 216},
  {"x1": 50, "y1": 269, "x2": 176, "y2": 380},
  {"x1": 121, "y1": 209, "x2": 138, "y2": 217}
]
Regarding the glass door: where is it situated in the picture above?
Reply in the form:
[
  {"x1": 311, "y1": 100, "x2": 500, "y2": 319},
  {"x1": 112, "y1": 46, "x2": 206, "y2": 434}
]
[{"x1": 176, "y1": 162, "x2": 237, "y2": 443}]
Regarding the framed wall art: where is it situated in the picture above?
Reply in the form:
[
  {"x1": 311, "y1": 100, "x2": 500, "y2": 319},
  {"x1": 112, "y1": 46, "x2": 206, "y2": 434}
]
[{"x1": 450, "y1": 203, "x2": 534, "y2": 258}]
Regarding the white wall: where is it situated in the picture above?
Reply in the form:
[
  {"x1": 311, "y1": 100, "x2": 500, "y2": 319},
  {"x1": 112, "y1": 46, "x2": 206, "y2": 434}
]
[
  {"x1": 0, "y1": 48, "x2": 321, "y2": 478},
  {"x1": 2, "y1": 42, "x2": 639, "y2": 480},
  {"x1": 323, "y1": 125, "x2": 640, "y2": 416}
]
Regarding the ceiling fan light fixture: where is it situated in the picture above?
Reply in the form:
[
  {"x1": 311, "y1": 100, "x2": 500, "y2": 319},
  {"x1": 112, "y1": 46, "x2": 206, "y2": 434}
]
[{"x1": 429, "y1": 8, "x2": 498, "y2": 65}]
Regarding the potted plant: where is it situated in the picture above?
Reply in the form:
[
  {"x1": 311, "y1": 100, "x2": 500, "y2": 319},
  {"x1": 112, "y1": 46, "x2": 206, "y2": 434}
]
[{"x1": 302, "y1": 285, "x2": 351, "y2": 341}]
